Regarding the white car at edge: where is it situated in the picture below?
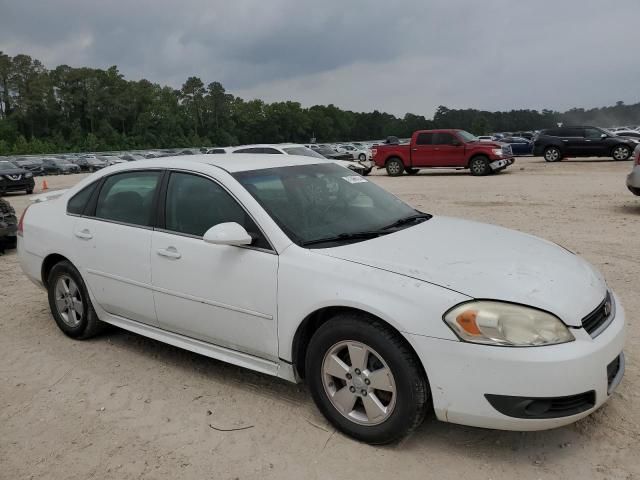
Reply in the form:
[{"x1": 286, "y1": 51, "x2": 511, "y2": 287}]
[{"x1": 18, "y1": 154, "x2": 625, "y2": 444}]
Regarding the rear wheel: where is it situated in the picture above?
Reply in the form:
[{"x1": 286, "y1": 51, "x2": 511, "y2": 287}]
[
  {"x1": 306, "y1": 314, "x2": 429, "y2": 444},
  {"x1": 612, "y1": 145, "x2": 631, "y2": 161},
  {"x1": 544, "y1": 146, "x2": 562, "y2": 162},
  {"x1": 469, "y1": 156, "x2": 491, "y2": 176},
  {"x1": 385, "y1": 158, "x2": 405, "y2": 177},
  {"x1": 47, "y1": 261, "x2": 104, "y2": 339}
]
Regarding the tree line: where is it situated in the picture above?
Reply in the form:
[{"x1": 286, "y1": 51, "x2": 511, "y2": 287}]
[{"x1": 0, "y1": 52, "x2": 638, "y2": 155}]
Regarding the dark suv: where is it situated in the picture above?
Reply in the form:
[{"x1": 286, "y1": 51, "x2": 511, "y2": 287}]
[
  {"x1": 0, "y1": 197, "x2": 18, "y2": 252},
  {"x1": 534, "y1": 126, "x2": 638, "y2": 162}
]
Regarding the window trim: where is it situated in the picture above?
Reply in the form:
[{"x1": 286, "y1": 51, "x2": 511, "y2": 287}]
[{"x1": 157, "y1": 169, "x2": 276, "y2": 254}]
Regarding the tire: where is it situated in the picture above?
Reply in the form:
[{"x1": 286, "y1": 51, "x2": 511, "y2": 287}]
[
  {"x1": 544, "y1": 146, "x2": 562, "y2": 162},
  {"x1": 469, "y1": 156, "x2": 491, "y2": 176},
  {"x1": 306, "y1": 314, "x2": 428, "y2": 444},
  {"x1": 385, "y1": 158, "x2": 405, "y2": 177},
  {"x1": 358, "y1": 153, "x2": 367, "y2": 161},
  {"x1": 612, "y1": 145, "x2": 631, "y2": 161},
  {"x1": 47, "y1": 260, "x2": 104, "y2": 339},
  {"x1": 405, "y1": 168, "x2": 419, "y2": 175}
]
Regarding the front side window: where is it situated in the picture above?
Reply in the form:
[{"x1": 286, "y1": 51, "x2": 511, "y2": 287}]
[
  {"x1": 584, "y1": 128, "x2": 604, "y2": 139},
  {"x1": 433, "y1": 133, "x2": 456, "y2": 145},
  {"x1": 94, "y1": 171, "x2": 161, "y2": 226},
  {"x1": 67, "y1": 181, "x2": 99, "y2": 215},
  {"x1": 234, "y1": 163, "x2": 424, "y2": 248},
  {"x1": 164, "y1": 172, "x2": 269, "y2": 249}
]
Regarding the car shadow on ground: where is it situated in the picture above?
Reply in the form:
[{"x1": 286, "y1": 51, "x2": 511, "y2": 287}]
[
  {"x1": 610, "y1": 202, "x2": 640, "y2": 215},
  {"x1": 86, "y1": 324, "x2": 604, "y2": 465}
]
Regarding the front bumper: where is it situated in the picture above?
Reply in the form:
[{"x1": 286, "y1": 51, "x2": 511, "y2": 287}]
[
  {"x1": 626, "y1": 168, "x2": 640, "y2": 195},
  {"x1": 0, "y1": 177, "x2": 35, "y2": 193},
  {"x1": 490, "y1": 157, "x2": 515, "y2": 170},
  {"x1": 406, "y1": 293, "x2": 625, "y2": 430}
]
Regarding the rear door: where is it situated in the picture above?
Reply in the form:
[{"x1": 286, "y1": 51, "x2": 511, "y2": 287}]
[
  {"x1": 72, "y1": 170, "x2": 163, "y2": 326},
  {"x1": 410, "y1": 132, "x2": 435, "y2": 166}
]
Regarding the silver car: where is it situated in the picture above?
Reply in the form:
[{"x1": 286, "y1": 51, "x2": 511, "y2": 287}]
[{"x1": 627, "y1": 145, "x2": 640, "y2": 196}]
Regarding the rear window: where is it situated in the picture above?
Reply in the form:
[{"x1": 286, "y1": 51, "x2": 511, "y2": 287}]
[
  {"x1": 67, "y1": 181, "x2": 99, "y2": 215},
  {"x1": 94, "y1": 171, "x2": 161, "y2": 226}
]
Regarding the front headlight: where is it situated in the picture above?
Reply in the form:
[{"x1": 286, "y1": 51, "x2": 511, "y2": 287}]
[
  {"x1": 444, "y1": 301, "x2": 574, "y2": 346},
  {"x1": 492, "y1": 148, "x2": 503, "y2": 157}
]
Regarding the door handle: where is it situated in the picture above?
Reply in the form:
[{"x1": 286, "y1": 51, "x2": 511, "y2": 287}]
[
  {"x1": 156, "y1": 247, "x2": 181, "y2": 259},
  {"x1": 562, "y1": 139, "x2": 569, "y2": 142},
  {"x1": 74, "y1": 229, "x2": 93, "y2": 240}
]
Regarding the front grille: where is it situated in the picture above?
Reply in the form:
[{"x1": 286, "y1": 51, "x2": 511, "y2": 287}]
[{"x1": 582, "y1": 292, "x2": 613, "y2": 337}]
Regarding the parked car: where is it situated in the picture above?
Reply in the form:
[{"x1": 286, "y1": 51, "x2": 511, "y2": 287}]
[
  {"x1": 477, "y1": 136, "x2": 497, "y2": 142},
  {"x1": 614, "y1": 130, "x2": 640, "y2": 139},
  {"x1": 499, "y1": 137, "x2": 534, "y2": 156},
  {"x1": 70, "y1": 157, "x2": 91, "y2": 171},
  {"x1": 230, "y1": 144, "x2": 369, "y2": 175},
  {"x1": 337, "y1": 144, "x2": 371, "y2": 162},
  {"x1": 627, "y1": 145, "x2": 640, "y2": 196},
  {"x1": 533, "y1": 127, "x2": 638, "y2": 162},
  {"x1": 42, "y1": 158, "x2": 81, "y2": 175},
  {"x1": 0, "y1": 160, "x2": 35, "y2": 194},
  {"x1": 12, "y1": 158, "x2": 45, "y2": 176},
  {"x1": 0, "y1": 197, "x2": 17, "y2": 252},
  {"x1": 18, "y1": 155, "x2": 625, "y2": 444},
  {"x1": 373, "y1": 129, "x2": 514, "y2": 176},
  {"x1": 85, "y1": 157, "x2": 108, "y2": 172}
]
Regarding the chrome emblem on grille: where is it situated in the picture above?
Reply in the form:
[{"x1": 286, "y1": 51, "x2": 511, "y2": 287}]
[{"x1": 7, "y1": 174, "x2": 22, "y2": 181}]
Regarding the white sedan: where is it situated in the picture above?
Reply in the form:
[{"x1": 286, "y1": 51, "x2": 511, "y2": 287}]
[{"x1": 18, "y1": 155, "x2": 625, "y2": 444}]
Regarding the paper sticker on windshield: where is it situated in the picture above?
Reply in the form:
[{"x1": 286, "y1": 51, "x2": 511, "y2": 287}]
[{"x1": 342, "y1": 175, "x2": 368, "y2": 184}]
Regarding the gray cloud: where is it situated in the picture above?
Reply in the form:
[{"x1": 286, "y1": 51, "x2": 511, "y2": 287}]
[{"x1": 1, "y1": 0, "x2": 639, "y2": 116}]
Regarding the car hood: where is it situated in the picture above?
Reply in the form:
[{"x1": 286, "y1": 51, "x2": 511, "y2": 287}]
[
  {"x1": 0, "y1": 167, "x2": 29, "y2": 176},
  {"x1": 315, "y1": 216, "x2": 606, "y2": 326}
]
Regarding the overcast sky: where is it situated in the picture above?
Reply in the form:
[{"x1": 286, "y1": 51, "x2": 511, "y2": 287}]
[{"x1": 1, "y1": 0, "x2": 639, "y2": 117}]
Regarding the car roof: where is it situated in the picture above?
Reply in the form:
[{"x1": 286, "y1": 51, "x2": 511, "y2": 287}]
[{"x1": 99, "y1": 154, "x2": 327, "y2": 174}]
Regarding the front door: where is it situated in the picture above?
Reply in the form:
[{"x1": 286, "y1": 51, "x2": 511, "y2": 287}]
[
  {"x1": 150, "y1": 171, "x2": 279, "y2": 360},
  {"x1": 72, "y1": 170, "x2": 163, "y2": 326},
  {"x1": 431, "y1": 132, "x2": 466, "y2": 167}
]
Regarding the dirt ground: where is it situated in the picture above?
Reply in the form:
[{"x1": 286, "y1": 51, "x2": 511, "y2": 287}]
[{"x1": 1, "y1": 156, "x2": 638, "y2": 480}]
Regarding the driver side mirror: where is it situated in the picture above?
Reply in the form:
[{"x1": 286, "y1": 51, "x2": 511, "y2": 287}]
[
  {"x1": 203, "y1": 222, "x2": 252, "y2": 246},
  {"x1": 601, "y1": 133, "x2": 608, "y2": 139}
]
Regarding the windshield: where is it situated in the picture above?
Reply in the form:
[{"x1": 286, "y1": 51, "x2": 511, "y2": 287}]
[
  {"x1": 234, "y1": 163, "x2": 427, "y2": 247},
  {"x1": 282, "y1": 146, "x2": 327, "y2": 159},
  {"x1": 457, "y1": 130, "x2": 478, "y2": 142},
  {"x1": 0, "y1": 161, "x2": 17, "y2": 171}
]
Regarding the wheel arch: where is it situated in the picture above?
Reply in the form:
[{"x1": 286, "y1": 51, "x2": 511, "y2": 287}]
[
  {"x1": 291, "y1": 305, "x2": 425, "y2": 381},
  {"x1": 41, "y1": 253, "x2": 72, "y2": 288}
]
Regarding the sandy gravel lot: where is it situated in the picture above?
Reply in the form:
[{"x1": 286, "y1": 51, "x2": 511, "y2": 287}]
[{"x1": 1, "y1": 157, "x2": 638, "y2": 480}]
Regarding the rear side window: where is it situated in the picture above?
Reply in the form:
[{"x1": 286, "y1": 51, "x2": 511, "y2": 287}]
[
  {"x1": 415, "y1": 133, "x2": 433, "y2": 145},
  {"x1": 94, "y1": 171, "x2": 161, "y2": 226},
  {"x1": 233, "y1": 148, "x2": 262, "y2": 154},
  {"x1": 67, "y1": 181, "x2": 99, "y2": 215},
  {"x1": 261, "y1": 148, "x2": 283, "y2": 154}
]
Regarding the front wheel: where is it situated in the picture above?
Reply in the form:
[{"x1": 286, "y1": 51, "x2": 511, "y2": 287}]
[
  {"x1": 612, "y1": 145, "x2": 631, "y2": 161},
  {"x1": 47, "y1": 260, "x2": 104, "y2": 339},
  {"x1": 358, "y1": 153, "x2": 367, "y2": 161},
  {"x1": 469, "y1": 156, "x2": 491, "y2": 176},
  {"x1": 385, "y1": 158, "x2": 405, "y2": 177},
  {"x1": 306, "y1": 314, "x2": 429, "y2": 444}
]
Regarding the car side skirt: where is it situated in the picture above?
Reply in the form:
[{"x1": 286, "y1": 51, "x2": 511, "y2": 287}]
[{"x1": 100, "y1": 312, "x2": 298, "y2": 383}]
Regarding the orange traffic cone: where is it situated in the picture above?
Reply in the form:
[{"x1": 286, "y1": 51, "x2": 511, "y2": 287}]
[{"x1": 41, "y1": 179, "x2": 48, "y2": 191}]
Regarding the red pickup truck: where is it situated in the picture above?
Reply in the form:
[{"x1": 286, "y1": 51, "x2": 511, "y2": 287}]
[{"x1": 372, "y1": 129, "x2": 515, "y2": 176}]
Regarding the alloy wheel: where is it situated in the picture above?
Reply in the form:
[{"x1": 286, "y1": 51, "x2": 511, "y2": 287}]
[
  {"x1": 54, "y1": 275, "x2": 84, "y2": 327},
  {"x1": 613, "y1": 146, "x2": 630, "y2": 160},
  {"x1": 321, "y1": 340, "x2": 397, "y2": 426}
]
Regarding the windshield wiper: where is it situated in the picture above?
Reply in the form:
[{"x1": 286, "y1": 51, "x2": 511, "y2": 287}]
[
  {"x1": 301, "y1": 231, "x2": 390, "y2": 247},
  {"x1": 380, "y1": 213, "x2": 432, "y2": 231}
]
